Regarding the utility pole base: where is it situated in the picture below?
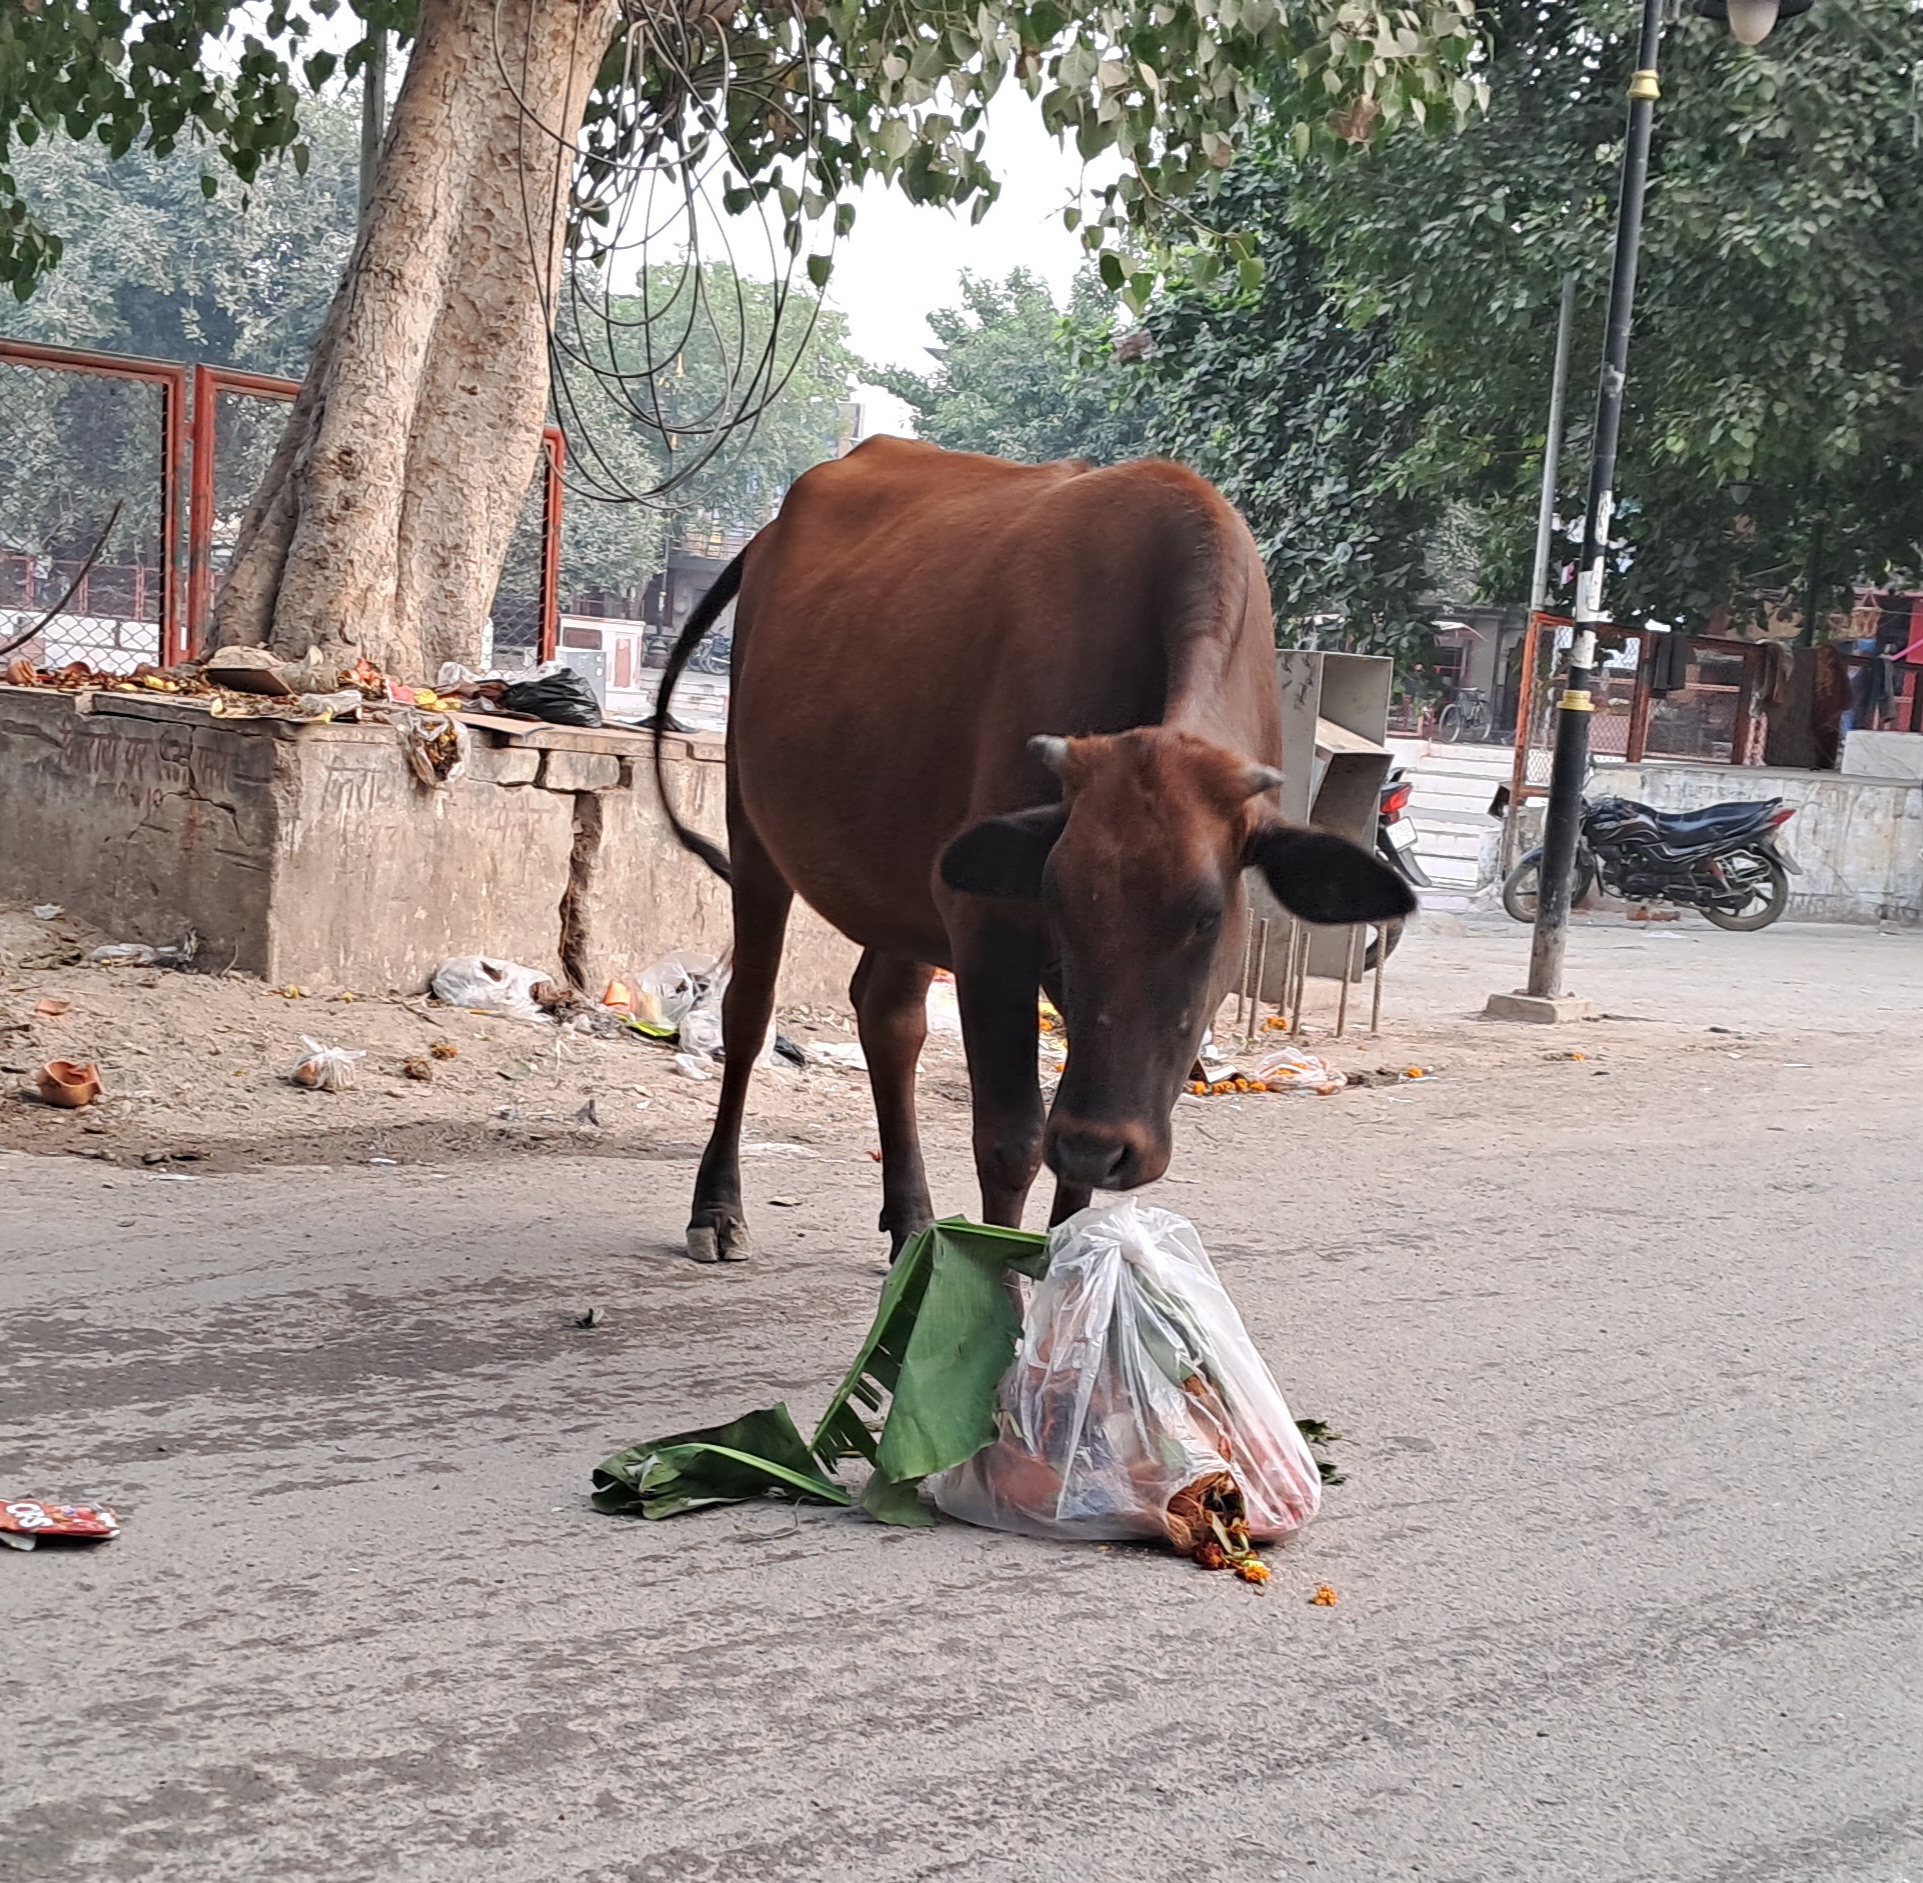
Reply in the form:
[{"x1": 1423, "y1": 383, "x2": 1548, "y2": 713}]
[{"x1": 1483, "y1": 990, "x2": 1598, "y2": 1025}]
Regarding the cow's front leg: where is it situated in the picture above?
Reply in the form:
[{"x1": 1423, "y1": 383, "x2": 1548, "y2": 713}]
[
  {"x1": 851, "y1": 950, "x2": 936, "y2": 1259},
  {"x1": 687, "y1": 826, "x2": 791, "y2": 1264},
  {"x1": 952, "y1": 916, "x2": 1045, "y2": 1229}
]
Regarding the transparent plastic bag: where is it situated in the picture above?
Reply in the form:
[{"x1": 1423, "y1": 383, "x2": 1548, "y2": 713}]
[
  {"x1": 1250, "y1": 1046, "x2": 1346, "y2": 1095},
  {"x1": 431, "y1": 956, "x2": 552, "y2": 1023},
  {"x1": 635, "y1": 951, "x2": 729, "y2": 1053},
  {"x1": 931, "y1": 1199, "x2": 1322, "y2": 1548},
  {"x1": 288, "y1": 1037, "x2": 366, "y2": 1092}
]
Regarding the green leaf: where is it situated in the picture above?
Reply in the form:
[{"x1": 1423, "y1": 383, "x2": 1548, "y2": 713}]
[
  {"x1": 805, "y1": 252, "x2": 832, "y2": 289},
  {"x1": 1098, "y1": 249, "x2": 1125, "y2": 291},
  {"x1": 593, "y1": 1404, "x2": 851, "y2": 1517}
]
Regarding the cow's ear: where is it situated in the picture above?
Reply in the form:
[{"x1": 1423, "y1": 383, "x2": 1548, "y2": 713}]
[
  {"x1": 1246, "y1": 823, "x2": 1417, "y2": 925},
  {"x1": 940, "y1": 805, "x2": 1070, "y2": 899}
]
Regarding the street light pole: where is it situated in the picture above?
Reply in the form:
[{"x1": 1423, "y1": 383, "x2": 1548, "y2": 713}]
[{"x1": 1524, "y1": 0, "x2": 1666, "y2": 1002}]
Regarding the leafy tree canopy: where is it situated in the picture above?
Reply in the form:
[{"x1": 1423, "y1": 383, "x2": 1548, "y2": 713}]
[
  {"x1": 1295, "y1": 0, "x2": 1923, "y2": 623},
  {"x1": 0, "y1": 0, "x2": 1484, "y2": 305},
  {"x1": 872, "y1": 266, "x2": 1150, "y2": 464}
]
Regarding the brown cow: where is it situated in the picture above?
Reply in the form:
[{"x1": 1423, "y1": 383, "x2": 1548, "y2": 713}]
[{"x1": 652, "y1": 437, "x2": 1413, "y2": 1263}]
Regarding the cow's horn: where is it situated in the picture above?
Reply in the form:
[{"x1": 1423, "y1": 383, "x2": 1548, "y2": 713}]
[
  {"x1": 1244, "y1": 764, "x2": 1285, "y2": 798},
  {"x1": 1029, "y1": 735, "x2": 1071, "y2": 775}
]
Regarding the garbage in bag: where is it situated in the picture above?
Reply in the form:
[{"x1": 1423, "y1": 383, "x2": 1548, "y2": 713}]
[
  {"x1": 931, "y1": 1199, "x2": 1322, "y2": 1578},
  {"x1": 288, "y1": 1038, "x2": 366, "y2": 1091},
  {"x1": 435, "y1": 659, "x2": 601, "y2": 726},
  {"x1": 431, "y1": 956, "x2": 556, "y2": 1023},
  {"x1": 498, "y1": 665, "x2": 601, "y2": 727},
  {"x1": 1251, "y1": 1046, "x2": 1345, "y2": 1094},
  {"x1": 632, "y1": 950, "x2": 728, "y2": 1048}
]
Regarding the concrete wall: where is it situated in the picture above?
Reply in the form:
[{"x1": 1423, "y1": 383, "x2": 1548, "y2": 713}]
[
  {"x1": 0, "y1": 685, "x2": 859, "y2": 1001},
  {"x1": 1609, "y1": 760, "x2": 1921, "y2": 926}
]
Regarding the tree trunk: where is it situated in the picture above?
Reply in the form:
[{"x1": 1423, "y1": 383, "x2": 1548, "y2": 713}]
[{"x1": 213, "y1": 0, "x2": 617, "y2": 677}]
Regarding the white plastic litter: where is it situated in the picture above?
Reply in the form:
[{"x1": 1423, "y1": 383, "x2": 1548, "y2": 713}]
[
  {"x1": 671, "y1": 1052, "x2": 714, "y2": 1081},
  {"x1": 31, "y1": 905, "x2": 61, "y2": 920},
  {"x1": 809, "y1": 1041, "x2": 867, "y2": 1071},
  {"x1": 932, "y1": 1199, "x2": 1323, "y2": 1544},
  {"x1": 288, "y1": 1037, "x2": 366, "y2": 1092},
  {"x1": 431, "y1": 956, "x2": 551, "y2": 1023},
  {"x1": 924, "y1": 977, "x2": 963, "y2": 1036},
  {"x1": 634, "y1": 951, "x2": 729, "y2": 1049},
  {"x1": 1251, "y1": 1046, "x2": 1346, "y2": 1094}
]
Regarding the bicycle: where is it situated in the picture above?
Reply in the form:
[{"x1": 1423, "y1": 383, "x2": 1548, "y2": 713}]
[{"x1": 1435, "y1": 686, "x2": 1493, "y2": 744}]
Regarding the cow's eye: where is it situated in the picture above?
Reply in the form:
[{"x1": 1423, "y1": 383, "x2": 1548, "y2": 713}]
[{"x1": 1191, "y1": 910, "x2": 1221, "y2": 941}]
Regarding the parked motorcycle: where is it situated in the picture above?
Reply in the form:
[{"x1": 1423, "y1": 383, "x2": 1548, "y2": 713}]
[
  {"x1": 1363, "y1": 768, "x2": 1430, "y2": 966},
  {"x1": 1501, "y1": 795, "x2": 1799, "y2": 931}
]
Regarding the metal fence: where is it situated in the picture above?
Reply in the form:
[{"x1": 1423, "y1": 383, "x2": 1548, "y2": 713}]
[
  {"x1": 0, "y1": 339, "x2": 559, "y2": 672},
  {"x1": 0, "y1": 340, "x2": 186, "y2": 669}
]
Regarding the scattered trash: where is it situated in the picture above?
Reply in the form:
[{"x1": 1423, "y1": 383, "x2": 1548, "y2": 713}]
[
  {"x1": 496, "y1": 664, "x2": 603, "y2": 728},
  {"x1": 671, "y1": 1053, "x2": 714, "y2": 1081},
  {"x1": 30, "y1": 905, "x2": 61, "y2": 920},
  {"x1": 431, "y1": 956, "x2": 553, "y2": 1024},
  {"x1": 596, "y1": 1206, "x2": 1322, "y2": 1597},
  {"x1": 1310, "y1": 1583, "x2": 1339, "y2": 1607},
  {"x1": 203, "y1": 645, "x2": 295, "y2": 695},
  {"x1": 772, "y1": 1033, "x2": 809, "y2": 1069},
  {"x1": 89, "y1": 944, "x2": 154, "y2": 967},
  {"x1": 33, "y1": 997, "x2": 70, "y2": 1019},
  {"x1": 1186, "y1": 1046, "x2": 1345, "y2": 1097},
  {"x1": 601, "y1": 979, "x2": 635, "y2": 1015},
  {"x1": 1628, "y1": 906, "x2": 1680, "y2": 923},
  {"x1": 1, "y1": 1499, "x2": 119, "y2": 1550},
  {"x1": 497, "y1": 1060, "x2": 534, "y2": 1081},
  {"x1": 148, "y1": 1172, "x2": 198, "y2": 1182},
  {"x1": 931, "y1": 1202, "x2": 1321, "y2": 1584},
  {"x1": 767, "y1": 1196, "x2": 800, "y2": 1207},
  {"x1": 288, "y1": 1038, "x2": 365, "y2": 1092},
  {"x1": 1545, "y1": 1050, "x2": 1588, "y2": 1061},
  {"x1": 925, "y1": 978, "x2": 963, "y2": 1036},
  {"x1": 576, "y1": 1305, "x2": 606, "y2": 1329},
  {"x1": 368, "y1": 1157, "x2": 399, "y2": 1166},
  {"x1": 36, "y1": 1059, "x2": 101, "y2": 1108},
  {"x1": 401, "y1": 1056, "x2": 434, "y2": 1081},
  {"x1": 631, "y1": 951, "x2": 727, "y2": 1044},
  {"x1": 743, "y1": 1142, "x2": 820, "y2": 1157},
  {"x1": 395, "y1": 709, "x2": 469, "y2": 787},
  {"x1": 573, "y1": 1098, "x2": 603, "y2": 1126},
  {"x1": 810, "y1": 1041, "x2": 868, "y2": 1071},
  {"x1": 429, "y1": 1040, "x2": 459, "y2": 1060}
]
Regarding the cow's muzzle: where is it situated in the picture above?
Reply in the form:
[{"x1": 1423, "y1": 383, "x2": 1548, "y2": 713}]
[{"x1": 1044, "y1": 1116, "x2": 1167, "y2": 1192}]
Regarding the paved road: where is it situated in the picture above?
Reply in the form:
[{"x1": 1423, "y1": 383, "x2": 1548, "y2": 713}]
[{"x1": 6, "y1": 916, "x2": 1921, "y2": 1880}]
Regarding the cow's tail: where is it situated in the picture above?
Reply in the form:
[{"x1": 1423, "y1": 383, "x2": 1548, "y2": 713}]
[{"x1": 651, "y1": 549, "x2": 745, "y2": 884}]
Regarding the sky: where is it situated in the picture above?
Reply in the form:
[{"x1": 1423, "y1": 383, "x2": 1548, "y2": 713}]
[{"x1": 816, "y1": 100, "x2": 1110, "y2": 435}]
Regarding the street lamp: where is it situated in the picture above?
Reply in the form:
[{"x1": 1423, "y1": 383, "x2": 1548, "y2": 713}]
[
  {"x1": 1510, "y1": 0, "x2": 1818, "y2": 1019},
  {"x1": 1694, "y1": 0, "x2": 1814, "y2": 47}
]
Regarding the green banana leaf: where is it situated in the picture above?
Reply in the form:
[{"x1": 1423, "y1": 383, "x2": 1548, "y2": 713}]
[
  {"x1": 594, "y1": 1218, "x2": 1048, "y2": 1529},
  {"x1": 591, "y1": 1403, "x2": 851, "y2": 1519},
  {"x1": 814, "y1": 1217, "x2": 1049, "y2": 1526}
]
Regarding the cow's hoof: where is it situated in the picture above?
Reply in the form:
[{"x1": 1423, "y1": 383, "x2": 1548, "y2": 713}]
[{"x1": 686, "y1": 1221, "x2": 752, "y2": 1265}]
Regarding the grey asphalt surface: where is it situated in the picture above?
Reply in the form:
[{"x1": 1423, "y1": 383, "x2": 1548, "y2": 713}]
[{"x1": 5, "y1": 914, "x2": 1921, "y2": 1881}]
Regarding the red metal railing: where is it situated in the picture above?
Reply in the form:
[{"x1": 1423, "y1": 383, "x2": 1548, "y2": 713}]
[
  {"x1": 4, "y1": 340, "x2": 563, "y2": 671},
  {"x1": 0, "y1": 338, "x2": 188, "y2": 663}
]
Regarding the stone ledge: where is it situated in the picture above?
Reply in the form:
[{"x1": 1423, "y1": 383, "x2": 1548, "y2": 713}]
[{"x1": 537, "y1": 748, "x2": 623, "y2": 792}]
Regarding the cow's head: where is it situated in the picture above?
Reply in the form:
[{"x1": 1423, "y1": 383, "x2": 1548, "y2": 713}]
[{"x1": 939, "y1": 727, "x2": 1415, "y2": 1192}]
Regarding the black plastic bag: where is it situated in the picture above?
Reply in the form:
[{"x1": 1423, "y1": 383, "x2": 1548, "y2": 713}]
[{"x1": 499, "y1": 667, "x2": 602, "y2": 727}]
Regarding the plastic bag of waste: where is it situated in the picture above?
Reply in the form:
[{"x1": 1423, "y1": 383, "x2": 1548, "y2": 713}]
[
  {"x1": 431, "y1": 956, "x2": 553, "y2": 1023},
  {"x1": 931, "y1": 1200, "x2": 1322, "y2": 1576},
  {"x1": 1250, "y1": 1046, "x2": 1346, "y2": 1095},
  {"x1": 288, "y1": 1037, "x2": 366, "y2": 1092},
  {"x1": 633, "y1": 951, "x2": 729, "y2": 1052},
  {"x1": 394, "y1": 708, "x2": 469, "y2": 787},
  {"x1": 498, "y1": 666, "x2": 602, "y2": 727}
]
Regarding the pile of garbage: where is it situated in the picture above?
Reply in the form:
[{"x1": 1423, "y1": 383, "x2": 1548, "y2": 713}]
[
  {"x1": 594, "y1": 1200, "x2": 1331, "y2": 1591},
  {"x1": 2, "y1": 646, "x2": 607, "y2": 786}
]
